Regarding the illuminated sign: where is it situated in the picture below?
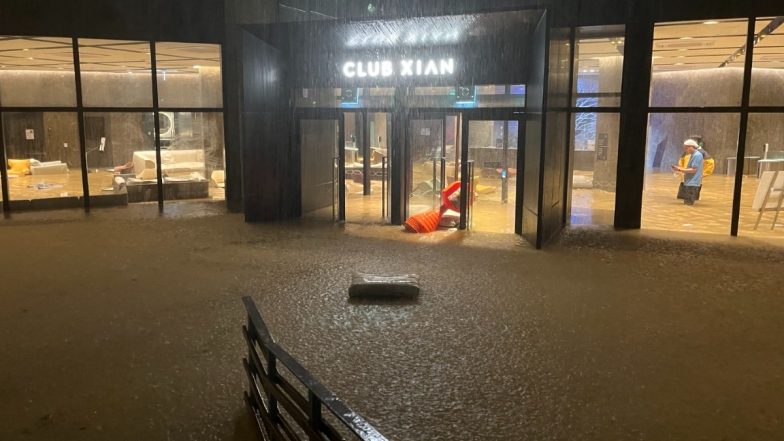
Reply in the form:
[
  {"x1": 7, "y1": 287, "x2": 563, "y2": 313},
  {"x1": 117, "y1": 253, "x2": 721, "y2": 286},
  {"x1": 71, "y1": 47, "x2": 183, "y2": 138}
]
[{"x1": 342, "y1": 58, "x2": 455, "y2": 78}]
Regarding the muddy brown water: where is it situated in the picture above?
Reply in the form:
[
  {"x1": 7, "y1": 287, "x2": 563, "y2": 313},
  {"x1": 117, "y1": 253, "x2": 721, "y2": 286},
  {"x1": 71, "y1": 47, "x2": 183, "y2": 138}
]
[{"x1": 1, "y1": 204, "x2": 782, "y2": 440}]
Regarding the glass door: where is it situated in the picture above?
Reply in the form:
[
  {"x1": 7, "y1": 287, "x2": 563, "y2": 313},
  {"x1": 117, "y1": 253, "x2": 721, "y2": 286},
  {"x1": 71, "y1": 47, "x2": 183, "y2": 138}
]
[
  {"x1": 462, "y1": 117, "x2": 521, "y2": 233},
  {"x1": 406, "y1": 112, "x2": 455, "y2": 219},
  {"x1": 368, "y1": 111, "x2": 392, "y2": 222},
  {"x1": 299, "y1": 113, "x2": 344, "y2": 221},
  {"x1": 343, "y1": 110, "x2": 392, "y2": 223}
]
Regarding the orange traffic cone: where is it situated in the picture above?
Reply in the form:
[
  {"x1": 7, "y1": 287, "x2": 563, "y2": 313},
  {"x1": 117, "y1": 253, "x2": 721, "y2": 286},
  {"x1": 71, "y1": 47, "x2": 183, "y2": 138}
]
[{"x1": 404, "y1": 209, "x2": 442, "y2": 233}]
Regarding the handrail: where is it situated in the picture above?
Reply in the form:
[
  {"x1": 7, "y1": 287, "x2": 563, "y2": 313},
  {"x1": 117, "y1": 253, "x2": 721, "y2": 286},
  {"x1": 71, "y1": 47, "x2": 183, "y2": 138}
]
[{"x1": 242, "y1": 297, "x2": 389, "y2": 441}]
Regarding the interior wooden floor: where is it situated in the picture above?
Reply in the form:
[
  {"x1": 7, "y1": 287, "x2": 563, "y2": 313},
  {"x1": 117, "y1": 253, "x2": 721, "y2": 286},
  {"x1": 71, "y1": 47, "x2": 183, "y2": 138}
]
[
  {"x1": 641, "y1": 172, "x2": 784, "y2": 242},
  {"x1": 309, "y1": 172, "x2": 784, "y2": 243},
  {"x1": 571, "y1": 172, "x2": 784, "y2": 243},
  {"x1": 3, "y1": 171, "x2": 225, "y2": 202}
]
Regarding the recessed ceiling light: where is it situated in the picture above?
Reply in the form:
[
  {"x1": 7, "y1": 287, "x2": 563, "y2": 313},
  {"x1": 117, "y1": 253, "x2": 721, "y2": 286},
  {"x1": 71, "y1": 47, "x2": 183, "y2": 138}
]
[
  {"x1": 703, "y1": 21, "x2": 719, "y2": 25},
  {"x1": 680, "y1": 37, "x2": 693, "y2": 40},
  {"x1": 192, "y1": 65, "x2": 201, "y2": 69},
  {"x1": 22, "y1": 48, "x2": 29, "y2": 51},
  {"x1": 28, "y1": 57, "x2": 34, "y2": 60},
  {"x1": 675, "y1": 62, "x2": 684, "y2": 65}
]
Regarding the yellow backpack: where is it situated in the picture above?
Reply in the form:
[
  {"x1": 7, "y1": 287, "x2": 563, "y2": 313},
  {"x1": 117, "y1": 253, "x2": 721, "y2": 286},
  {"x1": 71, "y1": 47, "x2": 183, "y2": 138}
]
[{"x1": 679, "y1": 153, "x2": 715, "y2": 177}]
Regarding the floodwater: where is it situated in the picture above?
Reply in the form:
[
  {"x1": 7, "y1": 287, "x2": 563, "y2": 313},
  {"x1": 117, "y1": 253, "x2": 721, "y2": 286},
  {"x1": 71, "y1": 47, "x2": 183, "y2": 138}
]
[{"x1": 1, "y1": 204, "x2": 782, "y2": 441}]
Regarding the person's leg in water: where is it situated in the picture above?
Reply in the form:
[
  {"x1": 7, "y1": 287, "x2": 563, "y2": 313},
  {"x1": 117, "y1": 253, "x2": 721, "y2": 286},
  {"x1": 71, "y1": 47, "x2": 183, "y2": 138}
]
[{"x1": 683, "y1": 186, "x2": 698, "y2": 205}]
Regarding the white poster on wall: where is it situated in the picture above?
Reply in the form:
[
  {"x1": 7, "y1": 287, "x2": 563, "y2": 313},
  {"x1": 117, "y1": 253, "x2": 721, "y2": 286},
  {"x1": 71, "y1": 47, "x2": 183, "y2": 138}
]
[
  {"x1": 99, "y1": 137, "x2": 106, "y2": 152},
  {"x1": 25, "y1": 129, "x2": 35, "y2": 140}
]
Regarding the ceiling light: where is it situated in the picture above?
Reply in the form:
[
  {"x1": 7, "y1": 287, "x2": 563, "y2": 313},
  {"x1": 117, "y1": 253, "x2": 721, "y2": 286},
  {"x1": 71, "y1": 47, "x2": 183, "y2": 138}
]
[
  {"x1": 22, "y1": 48, "x2": 29, "y2": 51},
  {"x1": 28, "y1": 57, "x2": 34, "y2": 60},
  {"x1": 192, "y1": 65, "x2": 201, "y2": 69},
  {"x1": 680, "y1": 37, "x2": 693, "y2": 40},
  {"x1": 674, "y1": 62, "x2": 684, "y2": 65},
  {"x1": 703, "y1": 21, "x2": 719, "y2": 25}
]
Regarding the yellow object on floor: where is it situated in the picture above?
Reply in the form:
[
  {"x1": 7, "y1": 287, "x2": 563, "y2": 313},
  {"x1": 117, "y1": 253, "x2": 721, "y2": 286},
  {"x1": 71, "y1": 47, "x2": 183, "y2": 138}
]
[
  {"x1": 475, "y1": 184, "x2": 497, "y2": 195},
  {"x1": 8, "y1": 159, "x2": 30, "y2": 175}
]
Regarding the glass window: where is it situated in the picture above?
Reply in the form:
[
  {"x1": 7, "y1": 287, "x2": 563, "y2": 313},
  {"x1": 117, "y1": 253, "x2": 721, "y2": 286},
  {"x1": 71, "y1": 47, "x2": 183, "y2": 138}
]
[
  {"x1": 162, "y1": 112, "x2": 225, "y2": 201},
  {"x1": 739, "y1": 113, "x2": 784, "y2": 240},
  {"x1": 79, "y1": 39, "x2": 153, "y2": 108},
  {"x1": 570, "y1": 112, "x2": 619, "y2": 226},
  {"x1": 83, "y1": 112, "x2": 158, "y2": 205},
  {"x1": 155, "y1": 42, "x2": 223, "y2": 108},
  {"x1": 0, "y1": 36, "x2": 76, "y2": 107},
  {"x1": 642, "y1": 112, "x2": 739, "y2": 234},
  {"x1": 650, "y1": 19, "x2": 748, "y2": 107},
  {"x1": 573, "y1": 26, "x2": 625, "y2": 108},
  {"x1": 3, "y1": 112, "x2": 83, "y2": 203},
  {"x1": 749, "y1": 17, "x2": 784, "y2": 106}
]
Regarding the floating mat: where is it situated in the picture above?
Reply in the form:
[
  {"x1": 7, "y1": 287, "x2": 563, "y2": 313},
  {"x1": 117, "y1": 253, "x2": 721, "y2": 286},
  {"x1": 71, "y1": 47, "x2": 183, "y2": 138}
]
[{"x1": 349, "y1": 273, "x2": 420, "y2": 299}]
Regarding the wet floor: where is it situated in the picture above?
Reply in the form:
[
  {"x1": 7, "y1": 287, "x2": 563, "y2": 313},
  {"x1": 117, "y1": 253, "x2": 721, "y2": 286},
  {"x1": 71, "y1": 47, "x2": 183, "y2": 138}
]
[{"x1": 1, "y1": 204, "x2": 782, "y2": 441}]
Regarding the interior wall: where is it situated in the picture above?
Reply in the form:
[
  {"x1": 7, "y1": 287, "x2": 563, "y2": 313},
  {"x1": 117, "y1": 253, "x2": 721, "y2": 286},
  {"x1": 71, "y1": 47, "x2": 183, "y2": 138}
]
[
  {"x1": 0, "y1": 69, "x2": 222, "y2": 109},
  {"x1": 42, "y1": 113, "x2": 81, "y2": 168},
  {"x1": 647, "y1": 68, "x2": 784, "y2": 174},
  {"x1": 157, "y1": 68, "x2": 223, "y2": 108},
  {"x1": 591, "y1": 56, "x2": 623, "y2": 190},
  {"x1": 0, "y1": 71, "x2": 76, "y2": 107}
]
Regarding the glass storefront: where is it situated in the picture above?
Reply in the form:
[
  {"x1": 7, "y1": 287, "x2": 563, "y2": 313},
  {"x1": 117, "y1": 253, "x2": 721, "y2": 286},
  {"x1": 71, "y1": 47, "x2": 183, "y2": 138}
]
[
  {"x1": 1, "y1": 37, "x2": 225, "y2": 213},
  {"x1": 739, "y1": 113, "x2": 784, "y2": 242},
  {"x1": 568, "y1": 26, "x2": 624, "y2": 226},
  {"x1": 79, "y1": 39, "x2": 154, "y2": 108},
  {"x1": 643, "y1": 17, "x2": 784, "y2": 241},
  {"x1": 570, "y1": 112, "x2": 619, "y2": 226},
  {"x1": 467, "y1": 120, "x2": 518, "y2": 233},
  {"x1": 642, "y1": 112, "x2": 740, "y2": 234},
  {"x1": 3, "y1": 112, "x2": 83, "y2": 202}
]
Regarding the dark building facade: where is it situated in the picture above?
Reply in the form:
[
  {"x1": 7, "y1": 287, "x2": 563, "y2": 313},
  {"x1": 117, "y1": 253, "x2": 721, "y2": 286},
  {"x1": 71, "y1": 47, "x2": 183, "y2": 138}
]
[{"x1": 2, "y1": 0, "x2": 784, "y2": 247}]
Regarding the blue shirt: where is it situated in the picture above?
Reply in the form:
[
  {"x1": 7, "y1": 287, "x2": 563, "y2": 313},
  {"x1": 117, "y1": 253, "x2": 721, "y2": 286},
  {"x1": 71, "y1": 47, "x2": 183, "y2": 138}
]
[{"x1": 684, "y1": 150, "x2": 704, "y2": 187}]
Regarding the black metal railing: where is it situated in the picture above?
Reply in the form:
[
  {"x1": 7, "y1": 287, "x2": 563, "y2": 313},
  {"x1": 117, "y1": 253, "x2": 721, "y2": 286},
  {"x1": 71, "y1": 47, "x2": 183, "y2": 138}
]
[{"x1": 242, "y1": 297, "x2": 389, "y2": 441}]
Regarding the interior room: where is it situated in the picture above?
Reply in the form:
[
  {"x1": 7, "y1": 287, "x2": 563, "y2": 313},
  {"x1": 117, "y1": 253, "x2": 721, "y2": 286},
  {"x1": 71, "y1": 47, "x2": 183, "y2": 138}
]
[
  {"x1": 642, "y1": 17, "x2": 784, "y2": 243},
  {"x1": 1, "y1": 36, "x2": 226, "y2": 210}
]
